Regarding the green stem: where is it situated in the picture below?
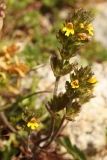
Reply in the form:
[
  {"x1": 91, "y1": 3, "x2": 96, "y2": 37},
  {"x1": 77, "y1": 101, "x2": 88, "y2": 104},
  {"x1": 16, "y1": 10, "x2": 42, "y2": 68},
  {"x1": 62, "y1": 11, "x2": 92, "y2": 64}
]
[
  {"x1": 20, "y1": 91, "x2": 51, "y2": 101},
  {"x1": 0, "y1": 103, "x2": 13, "y2": 112},
  {"x1": 0, "y1": 90, "x2": 52, "y2": 112},
  {"x1": 41, "y1": 115, "x2": 65, "y2": 148},
  {"x1": 29, "y1": 75, "x2": 38, "y2": 108},
  {"x1": 54, "y1": 76, "x2": 60, "y2": 96}
]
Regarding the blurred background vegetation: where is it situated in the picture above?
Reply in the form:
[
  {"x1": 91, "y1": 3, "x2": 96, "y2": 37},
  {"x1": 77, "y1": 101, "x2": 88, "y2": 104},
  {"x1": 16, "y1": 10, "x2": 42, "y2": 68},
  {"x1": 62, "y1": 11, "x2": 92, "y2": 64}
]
[{"x1": 2, "y1": 0, "x2": 107, "y2": 68}]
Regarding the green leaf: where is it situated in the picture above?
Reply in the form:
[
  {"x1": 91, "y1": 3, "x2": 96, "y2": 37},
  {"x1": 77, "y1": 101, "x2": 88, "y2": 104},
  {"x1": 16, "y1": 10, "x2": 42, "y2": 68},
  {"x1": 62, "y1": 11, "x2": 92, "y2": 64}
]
[
  {"x1": 48, "y1": 93, "x2": 69, "y2": 112},
  {"x1": 50, "y1": 56, "x2": 77, "y2": 77},
  {"x1": 60, "y1": 137, "x2": 87, "y2": 160}
]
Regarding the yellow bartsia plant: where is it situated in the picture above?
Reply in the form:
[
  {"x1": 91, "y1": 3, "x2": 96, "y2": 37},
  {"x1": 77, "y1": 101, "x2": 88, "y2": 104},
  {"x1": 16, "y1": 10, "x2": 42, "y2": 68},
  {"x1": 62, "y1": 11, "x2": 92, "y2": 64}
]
[{"x1": 0, "y1": 6, "x2": 98, "y2": 160}]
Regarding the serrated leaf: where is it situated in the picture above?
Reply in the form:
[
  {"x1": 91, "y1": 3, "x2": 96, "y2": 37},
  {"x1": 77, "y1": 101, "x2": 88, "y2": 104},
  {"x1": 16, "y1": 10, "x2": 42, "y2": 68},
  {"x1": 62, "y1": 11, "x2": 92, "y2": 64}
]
[{"x1": 48, "y1": 93, "x2": 69, "y2": 112}]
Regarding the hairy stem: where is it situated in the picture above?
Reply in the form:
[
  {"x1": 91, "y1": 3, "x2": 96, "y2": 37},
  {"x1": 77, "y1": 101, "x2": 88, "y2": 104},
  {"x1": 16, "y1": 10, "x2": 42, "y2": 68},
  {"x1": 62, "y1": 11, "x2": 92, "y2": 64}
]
[
  {"x1": 27, "y1": 131, "x2": 31, "y2": 153},
  {"x1": 38, "y1": 116, "x2": 55, "y2": 146},
  {"x1": 0, "y1": 90, "x2": 52, "y2": 112},
  {"x1": 41, "y1": 115, "x2": 65, "y2": 148},
  {"x1": 38, "y1": 103, "x2": 56, "y2": 145},
  {"x1": 54, "y1": 76, "x2": 60, "y2": 96}
]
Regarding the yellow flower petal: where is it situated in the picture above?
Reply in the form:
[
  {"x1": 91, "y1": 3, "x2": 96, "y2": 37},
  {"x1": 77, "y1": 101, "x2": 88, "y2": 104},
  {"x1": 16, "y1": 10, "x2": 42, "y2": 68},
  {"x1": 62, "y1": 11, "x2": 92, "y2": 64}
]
[
  {"x1": 79, "y1": 23, "x2": 84, "y2": 28},
  {"x1": 27, "y1": 122, "x2": 31, "y2": 127},
  {"x1": 86, "y1": 24, "x2": 94, "y2": 36},
  {"x1": 31, "y1": 125, "x2": 36, "y2": 130},
  {"x1": 71, "y1": 80, "x2": 79, "y2": 88},
  {"x1": 27, "y1": 118, "x2": 39, "y2": 130},
  {"x1": 63, "y1": 27, "x2": 67, "y2": 32},
  {"x1": 87, "y1": 77, "x2": 97, "y2": 83},
  {"x1": 62, "y1": 22, "x2": 74, "y2": 37},
  {"x1": 87, "y1": 89, "x2": 92, "y2": 93}
]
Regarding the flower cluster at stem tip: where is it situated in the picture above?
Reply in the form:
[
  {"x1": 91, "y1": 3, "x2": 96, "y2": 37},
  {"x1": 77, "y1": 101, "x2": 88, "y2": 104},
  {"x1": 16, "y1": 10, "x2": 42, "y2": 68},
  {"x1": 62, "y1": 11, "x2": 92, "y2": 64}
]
[
  {"x1": 62, "y1": 21, "x2": 94, "y2": 39},
  {"x1": 71, "y1": 77, "x2": 97, "y2": 89}
]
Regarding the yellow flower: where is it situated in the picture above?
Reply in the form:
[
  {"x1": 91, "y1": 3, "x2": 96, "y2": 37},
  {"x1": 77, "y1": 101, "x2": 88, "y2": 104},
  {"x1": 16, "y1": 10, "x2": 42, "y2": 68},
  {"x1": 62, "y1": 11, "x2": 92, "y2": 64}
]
[
  {"x1": 27, "y1": 118, "x2": 39, "y2": 130},
  {"x1": 79, "y1": 23, "x2": 84, "y2": 28},
  {"x1": 86, "y1": 24, "x2": 94, "y2": 36},
  {"x1": 71, "y1": 80, "x2": 79, "y2": 88},
  {"x1": 63, "y1": 22, "x2": 74, "y2": 36},
  {"x1": 87, "y1": 77, "x2": 97, "y2": 83},
  {"x1": 77, "y1": 33, "x2": 88, "y2": 40}
]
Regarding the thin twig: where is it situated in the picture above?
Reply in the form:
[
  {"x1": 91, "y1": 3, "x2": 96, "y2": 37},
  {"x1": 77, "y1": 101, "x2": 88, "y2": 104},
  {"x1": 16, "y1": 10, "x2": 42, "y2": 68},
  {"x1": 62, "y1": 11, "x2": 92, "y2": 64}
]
[
  {"x1": 41, "y1": 115, "x2": 65, "y2": 148},
  {"x1": 36, "y1": 104, "x2": 56, "y2": 145},
  {"x1": 0, "y1": 90, "x2": 52, "y2": 111},
  {"x1": 38, "y1": 116, "x2": 55, "y2": 146},
  {"x1": 60, "y1": 120, "x2": 69, "y2": 133},
  {"x1": 0, "y1": 111, "x2": 27, "y2": 145}
]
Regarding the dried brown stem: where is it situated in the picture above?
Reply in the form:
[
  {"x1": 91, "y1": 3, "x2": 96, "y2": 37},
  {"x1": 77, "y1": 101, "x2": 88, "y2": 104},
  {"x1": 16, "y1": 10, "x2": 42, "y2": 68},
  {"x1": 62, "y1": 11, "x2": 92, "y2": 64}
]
[{"x1": 0, "y1": 111, "x2": 27, "y2": 145}]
